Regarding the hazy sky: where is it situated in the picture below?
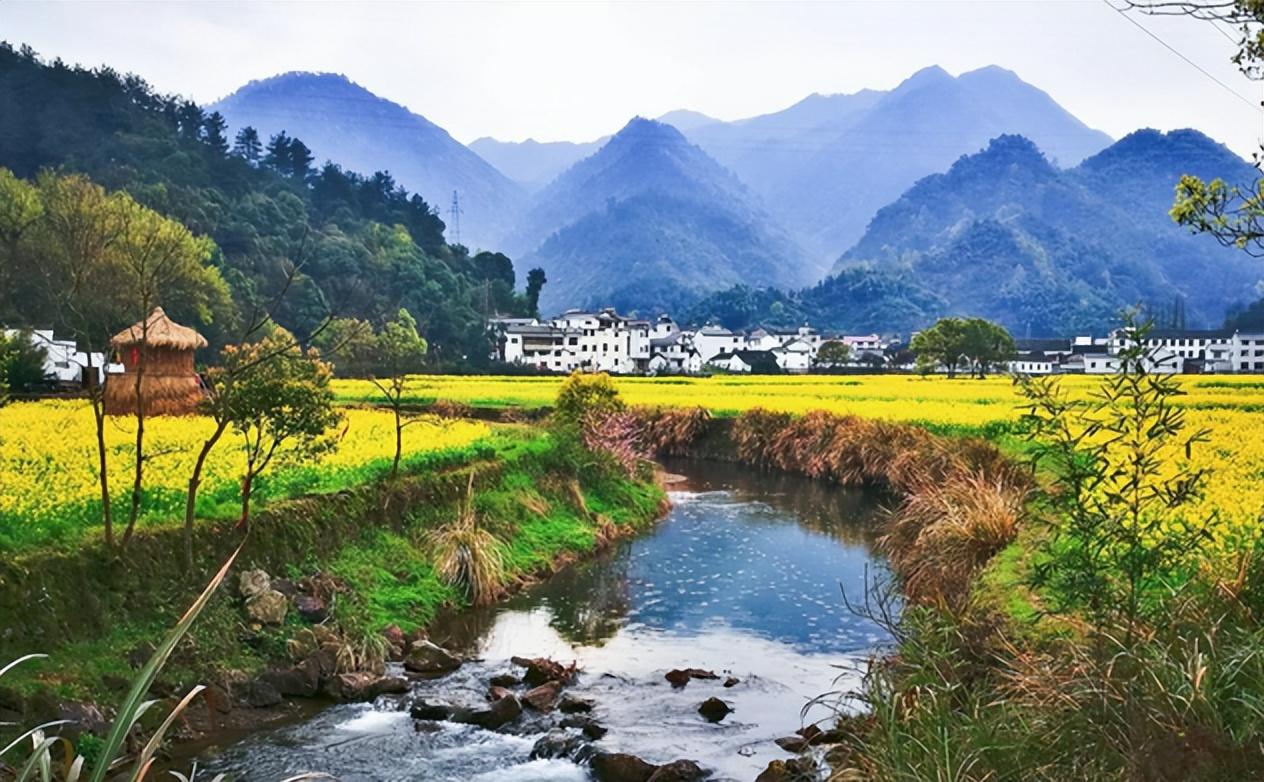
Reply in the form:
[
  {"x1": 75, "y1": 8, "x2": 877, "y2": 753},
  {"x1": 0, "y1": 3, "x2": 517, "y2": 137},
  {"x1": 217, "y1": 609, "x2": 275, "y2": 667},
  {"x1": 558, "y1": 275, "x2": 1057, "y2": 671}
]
[{"x1": 2, "y1": 0, "x2": 1260, "y2": 157}]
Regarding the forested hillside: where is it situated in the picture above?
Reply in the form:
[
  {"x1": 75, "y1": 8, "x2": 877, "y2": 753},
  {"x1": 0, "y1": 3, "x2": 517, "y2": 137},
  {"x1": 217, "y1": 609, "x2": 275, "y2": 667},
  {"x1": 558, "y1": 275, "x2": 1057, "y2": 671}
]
[{"x1": 0, "y1": 44, "x2": 534, "y2": 363}]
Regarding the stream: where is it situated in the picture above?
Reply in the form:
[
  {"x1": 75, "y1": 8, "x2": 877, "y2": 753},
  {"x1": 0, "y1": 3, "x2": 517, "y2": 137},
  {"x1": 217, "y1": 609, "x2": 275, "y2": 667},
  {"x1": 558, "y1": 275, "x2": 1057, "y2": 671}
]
[{"x1": 197, "y1": 460, "x2": 892, "y2": 781}]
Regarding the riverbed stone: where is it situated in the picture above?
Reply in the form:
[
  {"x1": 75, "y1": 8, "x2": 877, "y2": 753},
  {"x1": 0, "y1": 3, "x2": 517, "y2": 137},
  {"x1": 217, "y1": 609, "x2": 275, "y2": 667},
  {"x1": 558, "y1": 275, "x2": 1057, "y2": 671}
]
[
  {"x1": 754, "y1": 757, "x2": 818, "y2": 781},
  {"x1": 512, "y1": 656, "x2": 577, "y2": 686},
  {"x1": 559, "y1": 694, "x2": 594, "y2": 713},
  {"x1": 560, "y1": 714, "x2": 607, "y2": 739},
  {"x1": 409, "y1": 699, "x2": 456, "y2": 721},
  {"x1": 325, "y1": 673, "x2": 409, "y2": 701},
  {"x1": 590, "y1": 752, "x2": 659, "y2": 782},
  {"x1": 203, "y1": 683, "x2": 234, "y2": 714},
  {"x1": 723, "y1": 676, "x2": 739, "y2": 688},
  {"x1": 239, "y1": 678, "x2": 283, "y2": 708},
  {"x1": 646, "y1": 760, "x2": 707, "y2": 782},
  {"x1": 665, "y1": 668, "x2": 719, "y2": 688},
  {"x1": 261, "y1": 666, "x2": 318, "y2": 698},
  {"x1": 244, "y1": 589, "x2": 288, "y2": 625},
  {"x1": 522, "y1": 680, "x2": 563, "y2": 712},
  {"x1": 238, "y1": 569, "x2": 271, "y2": 599},
  {"x1": 697, "y1": 697, "x2": 731, "y2": 723},
  {"x1": 455, "y1": 693, "x2": 522, "y2": 729},
  {"x1": 774, "y1": 735, "x2": 810, "y2": 753},
  {"x1": 404, "y1": 641, "x2": 462, "y2": 674},
  {"x1": 530, "y1": 729, "x2": 591, "y2": 761}
]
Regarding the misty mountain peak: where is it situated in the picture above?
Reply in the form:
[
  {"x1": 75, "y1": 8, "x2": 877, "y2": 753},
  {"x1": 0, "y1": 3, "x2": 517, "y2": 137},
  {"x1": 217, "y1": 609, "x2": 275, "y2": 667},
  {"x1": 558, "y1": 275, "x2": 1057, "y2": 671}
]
[
  {"x1": 895, "y1": 64, "x2": 954, "y2": 91},
  {"x1": 609, "y1": 117, "x2": 689, "y2": 146}
]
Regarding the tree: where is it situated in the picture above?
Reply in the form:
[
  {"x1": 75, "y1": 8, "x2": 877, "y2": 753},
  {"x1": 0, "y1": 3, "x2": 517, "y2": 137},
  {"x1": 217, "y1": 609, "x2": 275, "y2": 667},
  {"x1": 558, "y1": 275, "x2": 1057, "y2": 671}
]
[
  {"x1": 960, "y1": 318, "x2": 1016, "y2": 378},
  {"x1": 525, "y1": 267, "x2": 547, "y2": 318},
  {"x1": 0, "y1": 169, "x2": 43, "y2": 324},
  {"x1": 232, "y1": 126, "x2": 262, "y2": 164},
  {"x1": 0, "y1": 331, "x2": 49, "y2": 393},
  {"x1": 222, "y1": 330, "x2": 342, "y2": 528},
  {"x1": 263, "y1": 131, "x2": 293, "y2": 174},
  {"x1": 288, "y1": 137, "x2": 315, "y2": 181},
  {"x1": 910, "y1": 317, "x2": 969, "y2": 378},
  {"x1": 203, "y1": 111, "x2": 229, "y2": 157},
  {"x1": 1124, "y1": 2, "x2": 1264, "y2": 255},
  {"x1": 816, "y1": 340, "x2": 852, "y2": 367},
  {"x1": 329, "y1": 309, "x2": 428, "y2": 478}
]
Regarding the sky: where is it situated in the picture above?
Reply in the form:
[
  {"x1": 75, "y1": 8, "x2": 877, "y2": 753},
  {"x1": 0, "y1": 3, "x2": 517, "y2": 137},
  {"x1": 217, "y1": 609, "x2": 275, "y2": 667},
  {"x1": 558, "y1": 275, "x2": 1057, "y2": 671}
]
[{"x1": 1, "y1": 0, "x2": 1260, "y2": 158}]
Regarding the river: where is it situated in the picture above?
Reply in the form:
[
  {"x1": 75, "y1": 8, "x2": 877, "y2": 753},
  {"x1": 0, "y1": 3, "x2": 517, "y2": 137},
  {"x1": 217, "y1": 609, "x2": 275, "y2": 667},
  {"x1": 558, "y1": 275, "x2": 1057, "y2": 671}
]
[{"x1": 197, "y1": 460, "x2": 892, "y2": 781}]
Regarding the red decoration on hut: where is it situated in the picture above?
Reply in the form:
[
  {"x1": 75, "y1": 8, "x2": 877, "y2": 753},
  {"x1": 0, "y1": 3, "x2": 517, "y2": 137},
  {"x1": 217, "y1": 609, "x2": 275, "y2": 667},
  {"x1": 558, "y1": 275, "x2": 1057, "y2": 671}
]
[{"x1": 103, "y1": 307, "x2": 208, "y2": 416}]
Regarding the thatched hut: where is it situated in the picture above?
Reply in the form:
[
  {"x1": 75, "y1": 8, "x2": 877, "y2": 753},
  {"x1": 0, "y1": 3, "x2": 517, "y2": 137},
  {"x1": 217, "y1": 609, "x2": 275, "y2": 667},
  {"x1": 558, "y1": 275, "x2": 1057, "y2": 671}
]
[{"x1": 104, "y1": 307, "x2": 208, "y2": 416}]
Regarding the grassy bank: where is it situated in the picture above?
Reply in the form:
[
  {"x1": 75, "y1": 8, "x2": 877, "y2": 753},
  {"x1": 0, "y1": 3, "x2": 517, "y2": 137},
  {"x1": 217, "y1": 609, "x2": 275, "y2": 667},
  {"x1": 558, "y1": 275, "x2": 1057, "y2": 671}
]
[{"x1": 0, "y1": 427, "x2": 664, "y2": 705}]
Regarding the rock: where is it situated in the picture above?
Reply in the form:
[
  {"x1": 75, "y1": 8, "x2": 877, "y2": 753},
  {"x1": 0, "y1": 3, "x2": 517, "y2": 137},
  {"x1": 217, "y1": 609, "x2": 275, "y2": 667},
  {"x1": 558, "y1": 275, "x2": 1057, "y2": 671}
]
[
  {"x1": 812, "y1": 727, "x2": 848, "y2": 745},
  {"x1": 559, "y1": 694, "x2": 594, "y2": 713},
  {"x1": 203, "y1": 683, "x2": 234, "y2": 714},
  {"x1": 244, "y1": 589, "x2": 288, "y2": 625},
  {"x1": 261, "y1": 666, "x2": 318, "y2": 698},
  {"x1": 522, "y1": 680, "x2": 563, "y2": 712},
  {"x1": 488, "y1": 686, "x2": 514, "y2": 702},
  {"x1": 511, "y1": 656, "x2": 577, "y2": 687},
  {"x1": 454, "y1": 694, "x2": 522, "y2": 730},
  {"x1": 646, "y1": 760, "x2": 707, "y2": 782},
  {"x1": 489, "y1": 673, "x2": 521, "y2": 688},
  {"x1": 293, "y1": 594, "x2": 328, "y2": 623},
  {"x1": 560, "y1": 714, "x2": 607, "y2": 740},
  {"x1": 271, "y1": 577, "x2": 299, "y2": 597},
  {"x1": 410, "y1": 699, "x2": 456, "y2": 721},
  {"x1": 697, "y1": 697, "x2": 731, "y2": 723},
  {"x1": 774, "y1": 735, "x2": 810, "y2": 753},
  {"x1": 239, "y1": 678, "x2": 283, "y2": 708},
  {"x1": 796, "y1": 725, "x2": 821, "y2": 742},
  {"x1": 530, "y1": 729, "x2": 592, "y2": 761},
  {"x1": 665, "y1": 668, "x2": 719, "y2": 688},
  {"x1": 238, "y1": 569, "x2": 271, "y2": 599},
  {"x1": 330, "y1": 673, "x2": 408, "y2": 701},
  {"x1": 755, "y1": 758, "x2": 819, "y2": 781},
  {"x1": 382, "y1": 625, "x2": 407, "y2": 660},
  {"x1": 50, "y1": 701, "x2": 108, "y2": 739},
  {"x1": 404, "y1": 627, "x2": 428, "y2": 649},
  {"x1": 404, "y1": 641, "x2": 462, "y2": 675},
  {"x1": 723, "y1": 676, "x2": 739, "y2": 688},
  {"x1": 590, "y1": 752, "x2": 659, "y2": 782}
]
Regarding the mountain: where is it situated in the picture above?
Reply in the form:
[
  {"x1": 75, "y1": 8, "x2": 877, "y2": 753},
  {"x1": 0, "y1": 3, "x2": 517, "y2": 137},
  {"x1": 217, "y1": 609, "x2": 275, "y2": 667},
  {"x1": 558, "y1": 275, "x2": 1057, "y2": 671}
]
[
  {"x1": 510, "y1": 118, "x2": 817, "y2": 315},
  {"x1": 469, "y1": 136, "x2": 603, "y2": 192},
  {"x1": 655, "y1": 109, "x2": 720, "y2": 132},
  {"x1": 212, "y1": 72, "x2": 525, "y2": 250},
  {"x1": 830, "y1": 131, "x2": 1263, "y2": 332},
  {"x1": 680, "y1": 65, "x2": 1113, "y2": 260}
]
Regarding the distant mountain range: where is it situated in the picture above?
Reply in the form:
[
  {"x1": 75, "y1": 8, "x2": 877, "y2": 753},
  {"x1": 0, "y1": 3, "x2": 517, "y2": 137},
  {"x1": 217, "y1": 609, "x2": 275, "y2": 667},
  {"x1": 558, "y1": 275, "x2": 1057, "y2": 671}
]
[
  {"x1": 209, "y1": 66, "x2": 1255, "y2": 329},
  {"x1": 510, "y1": 118, "x2": 816, "y2": 314},
  {"x1": 211, "y1": 72, "x2": 525, "y2": 251}
]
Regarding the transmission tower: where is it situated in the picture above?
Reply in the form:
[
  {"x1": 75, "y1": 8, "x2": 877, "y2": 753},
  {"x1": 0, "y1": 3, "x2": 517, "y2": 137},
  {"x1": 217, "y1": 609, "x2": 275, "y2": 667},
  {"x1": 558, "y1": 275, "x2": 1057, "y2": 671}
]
[{"x1": 448, "y1": 190, "x2": 463, "y2": 246}]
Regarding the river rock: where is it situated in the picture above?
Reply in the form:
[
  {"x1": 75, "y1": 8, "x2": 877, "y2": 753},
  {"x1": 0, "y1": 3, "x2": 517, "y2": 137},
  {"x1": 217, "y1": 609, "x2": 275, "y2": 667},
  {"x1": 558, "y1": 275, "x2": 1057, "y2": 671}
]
[
  {"x1": 203, "y1": 683, "x2": 234, "y2": 714},
  {"x1": 646, "y1": 760, "x2": 707, "y2": 782},
  {"x1": 261, "y1": 666, "x2": 318, "y2": 698},
  {"x1": 523, "y1": 680, "x2": 563, "y2": 712},
  {"x1": 530, "y1": 729, "x2": 593, "y2": 762},
  {"x1": 774, "y1": 735, "x2": 810, "y2": 753},
  {"x1": 409, "y1": 699, "x2": 456, "y2": 721},
  {"x1": 723, "y1": 676, "x2": 739, "y2": 688},
  {"x1": 697, "y1": 697, "x2": 731, "y2": 723},
  {"x1": 755, "y1": 757, "x2": 818, "y2": 781},
  {"x1": 239, "y1": 678, "x2": 283, "y2": 708},
  {"x1": 559, "y1": 694, "x2": 594, "y2": 713},
  {"x1": 512, "y1": 656, "x2": 577, "y2": 686},
  {"x1": 293, "y1": 594, "x2": 328, "y2": 623},
  {"x1": 489, "y1": 672, "x2": 520, "y2": 687},
  {"x1": 590, "y1": 752, "x2": 659, "y2": 782},
  {"x1": 560, "y1": 714, "x2": 607, "y2": 739},
  {"x1": 324, "y1": 672, "x2": 408, "y2": 701},
  {"x1": 665, "y1": 668, "x2": 718, "y2": 688},
  {"x1": 454, "y1": 693, "x2": 522, "y2": 730},
  {"x1": 238, "y1": 569, "x2": 271, "y2": 599},
  {"x1": 404, "y1": 641, "x2": 462, "y2": 674},
  {"x1": 382, "y1": 625, "x2": 407, "y2": 660},
  {"x1": 244, "y1": 589, "x2": 288, "y2": 625}
]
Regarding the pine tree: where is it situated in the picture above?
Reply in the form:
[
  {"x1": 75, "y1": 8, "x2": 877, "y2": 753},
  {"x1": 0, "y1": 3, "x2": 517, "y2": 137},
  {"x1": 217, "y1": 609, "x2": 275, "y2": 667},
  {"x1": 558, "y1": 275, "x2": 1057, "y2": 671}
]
[
  {"x1": 232, "y1": 126, "x2": 262, "y2": 164},
  {"x1": 203, "y1": 111, "x2": 229, "y2": 156}
]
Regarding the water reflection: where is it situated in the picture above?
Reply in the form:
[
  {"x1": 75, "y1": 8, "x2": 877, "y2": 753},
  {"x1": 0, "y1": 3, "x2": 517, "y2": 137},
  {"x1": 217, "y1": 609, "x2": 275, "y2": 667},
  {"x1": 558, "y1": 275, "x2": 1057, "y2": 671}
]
[{"x1": 201, "y1": 460, "x2": 891, "y2": 782}]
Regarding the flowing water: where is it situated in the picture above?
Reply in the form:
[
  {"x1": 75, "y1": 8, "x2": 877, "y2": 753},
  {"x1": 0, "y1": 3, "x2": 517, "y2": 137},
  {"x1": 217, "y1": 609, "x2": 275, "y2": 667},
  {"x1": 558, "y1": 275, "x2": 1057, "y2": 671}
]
[{"x1": 198, "y1": 460, "x2": 892, "y2": 781}]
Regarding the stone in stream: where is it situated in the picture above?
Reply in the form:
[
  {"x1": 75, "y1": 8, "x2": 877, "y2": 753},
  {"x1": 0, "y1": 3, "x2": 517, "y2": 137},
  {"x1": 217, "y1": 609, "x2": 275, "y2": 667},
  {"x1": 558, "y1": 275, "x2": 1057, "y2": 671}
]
[
  {"x1": 488, "y1": 685, "x2": 514, "y2": 701},
  {"x1": 558, "y1": 694, "x2": 595, "y2": 713},
  {"x1": 723, "y1": 676, "x2": 739, "y2": 688},
  {"x1": 560, "y1": 714, "x2": 608, "y2": 739},
  {"x1": 403, "y1": 640, "x2": 462, "y2": 674},
  {"x1": 511, "y1": 655, "x2": 578, "y2": 686},
  {"x1": 453, "y1": 693, "x2": 522, "y2": 729},
  {"x1": 260, "y1": 666, "x2": 318, "y2": 698},
  {"x1": 589, "y1": 752, "x2": 659, "y2": 782},
  {"x1": 522, "y1": 680, "x2": 563, "y2": 711},
  {"x1": 774, "y1": 735, "x2": 810, "y2": 753},
  {"x1": 244, "y1": 589, "x2": 288, "y2": 625},
  {"x1": 697, "y1": 696, "x2": 731, "y2": 723},
  {"x1": 237, "y1": 569, "x2": 271, "y2": 599},
  {"x1": 323, "y1": 672, "x2": 408, "y2": 701},
  {"x1": 664, "y1": 668, "x2": 719, "y2": 688},
  {"x1": 238, "y1": 678, "x2": 283, "y2": 708},
  {"x1": 755, "y1": 757, "x2": 819, "y2": 781},
  {"x1": 646, "y1": 759, "x2": 708, "y2": 782},
  {"x1": 409, "y1": 699, "x2": 456, "y2": 721},
  {"x1": 530, "y1": 729, "x2": 595, "y2": 762},
  {"x1": 489, "y1": 672, "x2": 520, "y2": 687}
]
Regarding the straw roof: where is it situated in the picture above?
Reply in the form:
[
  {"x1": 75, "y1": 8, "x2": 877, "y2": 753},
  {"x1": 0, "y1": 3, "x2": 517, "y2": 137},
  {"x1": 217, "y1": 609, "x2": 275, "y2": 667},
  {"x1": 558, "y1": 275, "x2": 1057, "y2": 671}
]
[{"x1": 111, "y1": 307, "x2": 208, "y2": 350}]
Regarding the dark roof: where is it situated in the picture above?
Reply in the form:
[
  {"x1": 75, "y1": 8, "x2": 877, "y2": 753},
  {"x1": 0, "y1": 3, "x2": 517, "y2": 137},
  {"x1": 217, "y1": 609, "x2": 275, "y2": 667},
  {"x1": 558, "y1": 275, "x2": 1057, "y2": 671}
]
[
  {"x1": 1143, "y1": 329, "x2": 1233, "y2": 340},
  {"x1": 730, "y1": 350, "x2": 781, "y2": 372}
]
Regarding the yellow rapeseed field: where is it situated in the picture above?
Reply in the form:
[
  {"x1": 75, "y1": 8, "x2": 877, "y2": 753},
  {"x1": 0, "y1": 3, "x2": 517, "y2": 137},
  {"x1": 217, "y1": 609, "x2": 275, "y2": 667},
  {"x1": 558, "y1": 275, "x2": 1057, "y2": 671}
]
[
  {"x1": 0, "y1": 400, "x2": 490, "y2": 550},
  {"x1": 335, "y1": 373, "x2": 1264, "y2": 550}
]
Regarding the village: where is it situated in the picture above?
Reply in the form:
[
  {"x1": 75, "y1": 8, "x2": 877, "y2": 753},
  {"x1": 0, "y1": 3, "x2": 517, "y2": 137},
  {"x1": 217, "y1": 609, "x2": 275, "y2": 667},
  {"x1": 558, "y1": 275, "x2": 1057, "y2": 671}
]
[{"x1": 491, "y1": 309, "x2": 1264, "y2": 376}]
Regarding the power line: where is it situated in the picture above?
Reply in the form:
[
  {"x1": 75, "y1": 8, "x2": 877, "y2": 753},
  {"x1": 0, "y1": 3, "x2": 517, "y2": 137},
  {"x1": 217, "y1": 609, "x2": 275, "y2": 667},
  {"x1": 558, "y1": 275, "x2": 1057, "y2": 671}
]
[{"x1": 1103, "y1": 0, "x2": 1261, "y2": 112}]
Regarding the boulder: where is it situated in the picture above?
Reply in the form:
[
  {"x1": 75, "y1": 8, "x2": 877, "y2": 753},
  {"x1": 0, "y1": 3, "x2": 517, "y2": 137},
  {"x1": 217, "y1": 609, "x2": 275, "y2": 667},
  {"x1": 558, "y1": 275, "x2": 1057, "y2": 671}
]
[
  {"x1": 382, "y1": 625, "x2": 407, "y2": 660},
  {"x1": 244, "y1": 589, "x2": 288, "y2": 625},
  {"x1": 51, "y1": 701, "x2": 108, "y2": 740},
  {"x1": 774, "y1": 735, "x2": 809, "y2": 753},
  {"x1": 409, "y1": 699, "x2": 456, "y2": 721},
  {"x1": 404, "y1": 641, "x2": 462, "y2": 674},
  {"x1": 560, "y1": 714, "x2": 607, "y2": 740},
  {"x1": 646, "y1": 760, "x2": 707, "y2": 782},
  {"x1": 697, "y1": 697, "x2": 731, "y2": 723},
  {"x1": 511, "y1": 656, "x2": 577, "y2": 687},
  {"x1": 590, "y1": 752, "x2": 659, "y2": 782},
  {"x1": 664, "y1": 668, "x2": 718, "y2": 688},
  {"x1": 261, "y1": 666, "x2": 318, "y2": 698},
  {"x1": 203, "y1": 683, "x2": 234, "y2": 714},
  {"x1": 488, "y1": 686, "x2": 514, "y2": 702},
  {"x1": 723, "y1": 676, "x2": 739, "y2": 688},
  {"x1": 294, "y1": 594, "x2": 328, "y2": 623},
  {"x1": 238, "y1": 569, "x2": 271, "y2": 599},
  {"x1": 559, "y1": 694, "x2": 595, "y2": 714},
  {"x1": 755, "y1": 758, "x2": 818, "y2": 782},
  {"x1": 239, "y1": 678, "x2": 283, "y2": 708},
  {"x1": 530, "y1": 729, "x2": 592, "y2": 762},
  {"x1": 522, "y1": 680, "x2": 563, "y2": 712},
  {"x1": 489, "y1": 672, "x2": 521, "y2": 688},
  {"x1": 454, "y1": 694, "x2": 522, "y2": 730},
  {"x1": 324, "y1": 672, "x2": 409, "y2": 701}
]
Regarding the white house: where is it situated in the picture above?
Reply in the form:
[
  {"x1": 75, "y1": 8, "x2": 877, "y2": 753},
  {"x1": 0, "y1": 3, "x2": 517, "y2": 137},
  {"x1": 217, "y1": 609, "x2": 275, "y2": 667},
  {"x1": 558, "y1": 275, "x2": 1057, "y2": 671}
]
[
  {"x1": 648, "y1": 332, "x2": 703, "y2": 375},
  {"x1": 707, "y1": 349, "x2": 780, "y2": 374},
  {"x1": 772, "y1": 338, "x2": 814, "y2": 373},
  {"x1": 692, "y1": 324, "x2": 747, "y2": 362},
  {"x1": 2, "y1": 329, "x2": 116, "y2": 387}
]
